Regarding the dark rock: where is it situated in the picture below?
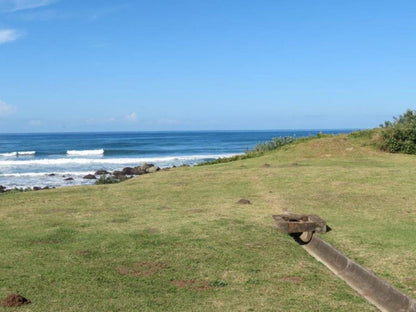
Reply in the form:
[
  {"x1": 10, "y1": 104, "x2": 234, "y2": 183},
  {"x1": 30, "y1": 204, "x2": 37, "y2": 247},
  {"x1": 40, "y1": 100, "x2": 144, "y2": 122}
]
[
  {"x1": 132, "y1": 166, "x2": 147, "y2": 175},
  {"x1": 122, "y1": 167, "x2": 135, "y2": 175},
  {"x1": 64, "y1": 177, "x2": 74, "y2": 181},
  {"x1": 43, "y1": 186, "x2": 50, "y2": 190},
  {"x1": 112, "y1": 170, "x2": 124, "y2": 177},
  {"x1": 33, "y1": 186, "x2": 42, "y2": 191},
  {"x1": 95, "y1": 170, "x2": 109, "y2": 175},
  {"x1": 237, "y1": 199, "x2": 252, "y2": 205},
  {"x1": 48, "y1": 173, "x2": 55, "y2": 176},
  {"x1": 83, "y1": 174, "x2": 96, "y2": 180},
  {"x1": 0, "y1": 185, "x2": 5, "y2": 193}
]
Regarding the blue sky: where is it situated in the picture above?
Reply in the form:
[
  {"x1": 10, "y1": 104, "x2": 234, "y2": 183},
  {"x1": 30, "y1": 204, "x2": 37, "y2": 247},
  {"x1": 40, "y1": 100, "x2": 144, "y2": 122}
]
[{"x1": 0, "y1": 0, "x2": 415, "y2": 132}]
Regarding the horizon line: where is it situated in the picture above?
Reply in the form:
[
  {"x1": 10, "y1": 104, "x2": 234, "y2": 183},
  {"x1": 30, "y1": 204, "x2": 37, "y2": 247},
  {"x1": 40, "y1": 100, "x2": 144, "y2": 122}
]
[{"x1": 0, "y1": 128, "x2": 364, "y2": 135}]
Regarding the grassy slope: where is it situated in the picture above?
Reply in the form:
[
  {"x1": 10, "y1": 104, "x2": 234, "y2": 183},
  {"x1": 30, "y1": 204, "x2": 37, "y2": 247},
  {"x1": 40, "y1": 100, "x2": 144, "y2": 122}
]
[{"x1": 1, "y1": 134, "x2": 415, "y2": 311}]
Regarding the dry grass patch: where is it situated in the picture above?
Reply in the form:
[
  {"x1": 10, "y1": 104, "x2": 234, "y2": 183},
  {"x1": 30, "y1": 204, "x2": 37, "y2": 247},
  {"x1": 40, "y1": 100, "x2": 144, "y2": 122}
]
[{"x1": 116, "y1": 262, "x2": 168, "y2": 277}]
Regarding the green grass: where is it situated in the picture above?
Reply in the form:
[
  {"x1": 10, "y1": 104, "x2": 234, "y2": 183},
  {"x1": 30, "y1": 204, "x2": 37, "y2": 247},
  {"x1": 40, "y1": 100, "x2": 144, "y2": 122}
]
[{"x1": 1, "y1": 134, "x2": 415, "y2": 311}]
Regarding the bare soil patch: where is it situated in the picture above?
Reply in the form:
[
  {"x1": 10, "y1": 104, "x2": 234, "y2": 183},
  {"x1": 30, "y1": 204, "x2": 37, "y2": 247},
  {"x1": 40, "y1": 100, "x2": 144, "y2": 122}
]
[
  {"x1": 147, "y1": 227, "x2": 160, "y2": 234},
  {"x1": 32, "y1": 239, "x2": 60, "y2": 244},
  {"x1": 237, "y1": 199, "x2": 251, "y2": 205},
  {"x1": 76, "y1": 250, "x2": 90, "y2": 255},
  {"x1": 158, "y1": 206, "x2": 172, "y2": 210},
  {"x1": 279, "y1": 276, "x2": 303, "y2": 284},
  {"x1": 171, "y1": 280, "x2": 211, "y2": 291},
  {"x1": 189, "y1": 209, "x2": 204, "y2": 213},
  {"x1": 1, "y1": 294, "x2": 31, "y2": 307},
  {"x1": 117, "y1": 262, "x2": 167, "y2": 277}
]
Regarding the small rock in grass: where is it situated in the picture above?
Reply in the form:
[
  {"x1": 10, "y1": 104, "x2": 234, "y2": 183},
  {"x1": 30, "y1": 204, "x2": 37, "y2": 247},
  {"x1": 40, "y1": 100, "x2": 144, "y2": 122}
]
[
  {"x1": 1, "y1": 294, "x2": 31, "y2": 307},
  {"x1": 237, "y1": 199, "x2": 252, "y2": 205}
]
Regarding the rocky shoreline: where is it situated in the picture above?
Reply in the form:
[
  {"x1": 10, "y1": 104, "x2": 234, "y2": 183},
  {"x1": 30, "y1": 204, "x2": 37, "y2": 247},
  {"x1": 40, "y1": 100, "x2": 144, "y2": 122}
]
[{"x1": 0, "y1": 162, "x2": 179, "y2": 194}]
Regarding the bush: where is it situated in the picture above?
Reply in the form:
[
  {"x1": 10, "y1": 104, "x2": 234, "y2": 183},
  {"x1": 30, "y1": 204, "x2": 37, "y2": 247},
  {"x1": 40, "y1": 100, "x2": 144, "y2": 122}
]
[
  {"x1": 95, "y1": 175, "x2": 126, "y2": 185},
  {"x1": 251, "y1": 136, "x2": 296, "y2": 153},
  {"x1": 380, "y1": 109, "x2": 416, "y2": 154}
]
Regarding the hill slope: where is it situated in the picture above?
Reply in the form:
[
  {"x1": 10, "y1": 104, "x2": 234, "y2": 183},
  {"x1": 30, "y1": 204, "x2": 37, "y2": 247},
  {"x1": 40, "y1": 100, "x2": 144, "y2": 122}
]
[{"x1": 1, "y1": 134, "x2": 415, "y2": 311}]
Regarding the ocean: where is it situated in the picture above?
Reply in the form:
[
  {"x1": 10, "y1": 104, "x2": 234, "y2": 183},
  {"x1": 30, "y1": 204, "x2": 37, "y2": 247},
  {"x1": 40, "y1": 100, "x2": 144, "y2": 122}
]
[{"x1": 0, "y1": 130, "x2": 352, "y2": 189}]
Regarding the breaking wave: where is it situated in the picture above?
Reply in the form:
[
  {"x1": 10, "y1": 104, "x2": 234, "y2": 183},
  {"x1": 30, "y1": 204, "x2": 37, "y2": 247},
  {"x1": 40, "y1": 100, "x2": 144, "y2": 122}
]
[
  {"x1": 0, "y1": 151, "x2": 36, "y2": 157},
  {"x1": 0, "y1": 154, "x2": 238, "y2": 167},
  {"x1": 66, "y1": 149, "x2": 104, "y2": 156}
]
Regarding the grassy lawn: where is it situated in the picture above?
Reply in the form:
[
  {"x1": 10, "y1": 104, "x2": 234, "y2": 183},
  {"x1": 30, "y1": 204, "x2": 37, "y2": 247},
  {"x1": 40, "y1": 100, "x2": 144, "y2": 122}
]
[{"x1": 1, "y1": 134, "x2": 415, "y2": 311}]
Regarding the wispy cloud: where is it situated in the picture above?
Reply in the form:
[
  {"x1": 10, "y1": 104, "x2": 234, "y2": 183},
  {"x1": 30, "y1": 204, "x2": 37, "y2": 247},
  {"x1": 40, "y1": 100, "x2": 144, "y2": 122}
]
[
  {"x1": 125, "y1": 112, "x2": 137, "y2": 122},
  {"x1": 16, "y1": 9, "x2": 70, "y2": 21},
  {"x1": 0, "y1": 100, "x2": 17, "y2": 117},
  {"x1": 0, "y1": 0, "x2": 57, "y2": 12},
  {"x1": 0, "y1": 29, "x2": 21, "y2": 44}
]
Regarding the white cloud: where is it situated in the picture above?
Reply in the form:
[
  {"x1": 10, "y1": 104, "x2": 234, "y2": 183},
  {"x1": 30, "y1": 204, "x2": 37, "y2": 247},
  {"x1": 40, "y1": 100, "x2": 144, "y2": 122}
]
[
  {"x1": 125, "y1": 112, "x2": 137, "y2": 122},
  {"x1": 0, "y1": 29, "x2": 21, "y2": 44},
  {"x1": 0, "y1": 100, "x2": 17, "y2": 116},
  {"x1": 0, "y1": 0, "x2": 56, "y2": 12}
]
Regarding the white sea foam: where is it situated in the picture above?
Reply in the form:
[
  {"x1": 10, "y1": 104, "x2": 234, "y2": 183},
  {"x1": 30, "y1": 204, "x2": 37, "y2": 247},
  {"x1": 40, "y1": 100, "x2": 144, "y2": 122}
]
[
  {"x1": 0, "y1": 152, "x2": 17, "y2": 157},
  {"x1": 0, "y1": 171, "x2": 92, "y2": 177},
  {"x1": 67, "y1": 149, "x2": 104, "y2": 156},
  {"x1": 0, "y1": 151, "x2": 36, "y2": 157},
  {"x1": 0, "y1": 154, "x2": 238, "y2": 167},
  {"x1": 18, "y1": 151, "x2": 36, "y2": 156}
]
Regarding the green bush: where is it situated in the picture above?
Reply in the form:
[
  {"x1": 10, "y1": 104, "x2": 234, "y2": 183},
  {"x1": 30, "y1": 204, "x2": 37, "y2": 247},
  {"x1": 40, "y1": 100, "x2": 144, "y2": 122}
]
[
  {"x1": 380, "y1": 109, "x2": 416, "y2": 154},
  {"x1": 251, "y1": 136, "x2": 296, "y2": 153},
  {"x1": 95, "y1": 175, "x2": 126, "y2": 185}
]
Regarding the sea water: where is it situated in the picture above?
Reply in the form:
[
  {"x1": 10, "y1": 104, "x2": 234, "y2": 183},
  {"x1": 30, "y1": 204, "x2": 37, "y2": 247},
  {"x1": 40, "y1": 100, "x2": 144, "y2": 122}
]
[{"x1": 0, "y1": 130, "x2": 352, "y2": 189}]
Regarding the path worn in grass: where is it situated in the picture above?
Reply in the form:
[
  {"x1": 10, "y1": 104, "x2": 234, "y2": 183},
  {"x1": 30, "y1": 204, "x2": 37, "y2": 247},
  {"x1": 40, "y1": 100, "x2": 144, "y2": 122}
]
[{"x1": 1, "y1": 134, "x2": 415, "y2": 311}]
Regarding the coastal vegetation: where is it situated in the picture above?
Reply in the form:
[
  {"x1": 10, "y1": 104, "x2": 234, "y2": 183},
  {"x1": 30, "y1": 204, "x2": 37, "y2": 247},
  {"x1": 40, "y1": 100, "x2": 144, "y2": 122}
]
[
  {"x1": 380, "y1": 109, "x2": 416, "y2": 154},
  {"x1": 1, "y1": 127, "x2": 416, "y2": 311},
  {"x1": 198, "y1": 135, "x2": 298, "y2": 166}
]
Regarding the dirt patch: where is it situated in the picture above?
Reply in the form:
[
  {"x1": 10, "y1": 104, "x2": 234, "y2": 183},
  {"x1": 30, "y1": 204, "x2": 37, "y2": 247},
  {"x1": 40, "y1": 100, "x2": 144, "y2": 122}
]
[
  {"x1": 117, "y1": 262, "x2": 167, "y2": 277},
  {"x1": 1, "y1": 294, "x2": 31, "y2": 307},
  {"x1": 261, "y1": 163, "x2": 271, "y2": 168},
  {"x1": 32, "y1": 239, "x2": 60, "y2": 244},
  {"x1": 171, "y1": 280, "x2": 211, "y2": 291},
  {"x1": 147, "y1": 227, "x2": 160, "y2": 234},
  {"x1": 111, "y1": 218, "x2": 129, "y2": 223},
  {"x1": 189, "y1": 209, "x2": 204, "y2": 213},
  {"x1": 158, "y1": 206, "x2": 172, "y2": 210},
  {"x1": 237, "y1": 199, "x2": 251, "y2": 205},
  {"x1": 279, "y1": 276, "x2": 303, "y2": 283},
  {"x1": 246, "y1": 242, "x2": 269, "y2": 249},
  {"x1": 76, "y1": 250, "x2": 90, "y2": 255}
]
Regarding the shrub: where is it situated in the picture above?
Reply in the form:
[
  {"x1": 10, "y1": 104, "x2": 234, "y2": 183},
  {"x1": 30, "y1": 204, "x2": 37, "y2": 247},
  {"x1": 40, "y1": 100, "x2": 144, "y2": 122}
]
[
  {"x1": 251, "y1": 136, "x2": 296, "y2": 153},
  {"x1": 95, "y1": 175, "x2": 126, "y2": 185},
  {"x1": 380, "y1": 109, "x2": 416, "y2": 154}
]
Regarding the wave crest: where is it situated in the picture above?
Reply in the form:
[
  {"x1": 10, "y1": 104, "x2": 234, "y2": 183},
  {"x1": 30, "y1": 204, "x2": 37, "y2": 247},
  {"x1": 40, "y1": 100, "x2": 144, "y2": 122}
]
[
  {"x1": 0, "y1": 151, "x2": 36, "y2": 157},
  {"x1": 67, "y1": 149, "x2": 104, "y2": 156},
  {"x1": 0, "y1": 154, "x2": 238, "y2": 166}
]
